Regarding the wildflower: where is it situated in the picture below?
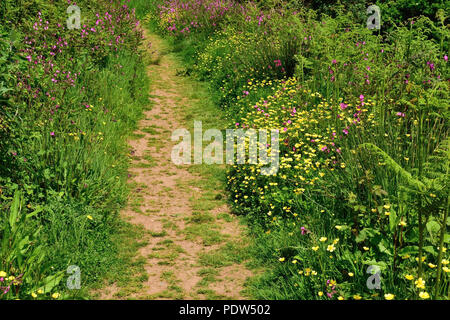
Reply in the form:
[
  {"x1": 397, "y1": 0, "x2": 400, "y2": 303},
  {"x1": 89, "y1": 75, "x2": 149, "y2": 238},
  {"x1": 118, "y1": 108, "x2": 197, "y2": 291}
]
[
  {"x1": 0, "y1": 271, "x2": 6, "y2": 278},
  {"x1": 348, "y1": 272, "x2": 354, "y2": 277},
  {"x1": 363, "y1": 247, "x2": 369, "y2": 251},
  {"x1": 279, "y1": 257, "x2": 285, "y2": 262},
  {"x1": 50, "y1": 132, "x2": 55, "y2": 136},
  {"x1": 419, "y1": 291, "x2": 430, "y2": 299},
  {"x1": 338, "y1": 296, "x2": 344, "y2": 300},
  {"x1": 327, "y1": 244, "x2": 336, "y2": 252},
  {"x1": 415, "y1": 278, "x2": 425, "y2": 289},
  {"x1": 442, "y1": 259, "x2": 449, "y2": 265},
  {"x1": 443, "y1": 267, "x2": 450, "y2": 273},
  {"x1": 37, "y1": 289, "x2": 44, "y2": 294},
  {"x1": 318, "y1": 291, "x2": 323, "y2": 297},
  {"x1": 444, "y1": 55, "x2": 448, "y2": 62},
  {"x1": 31, "y1": 292, "x2": 37, "y2": 298},
  {"x1": 52, "y1": 292, "x2": 60, "y2": 299},
  {"x1": 87, "y1": 215, "x2": 93, "y2": 220},
  {"x1": 404, "y1": 274, "x2": 414, "y2": 280},
  {"x1": 353, "y1": 294, "x2": 362, "y2": 300},
  {"x1": 428, "y1": 263, "x2": 436, "y2": 268},
  {"x1": 319, "y1": 237, "x2": 327, "y2": 242},
  {"x1": 384, "y1": 293, "x2": 395, "y2": 300},
  {"x1": 399, "y1": 221, "x2": 407, "y2": 227},
  {"x1": 312, "y1": 246, "x2": 319, "y2": 251}
]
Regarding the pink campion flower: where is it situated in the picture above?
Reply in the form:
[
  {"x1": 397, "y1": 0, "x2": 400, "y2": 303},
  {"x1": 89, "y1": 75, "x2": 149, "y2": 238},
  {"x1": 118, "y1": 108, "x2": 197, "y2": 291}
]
[
  {"x1": 321, "y1": 146, "x2": 327, "y2": 152},
  {"x1": 396, "y1": 112, "x2": 405, "y2": 117},
  {"x1": 332, "y1": 59, "x2": 337, "y2": 64},
  {"x1": 343, "y1": 128, "x2": 349, "y2": 135},
  {"x1": 444, "y1": 55, "x2": 448, "y2": 62},
  {"x1": 301, "y1": 227, "x2": 307, "y2": 235},
  {"x1": 50, "y1": 132, "x2": 55, "y2": 136},
  {"x1": 340, "y1": 103, "x2": 348, "y2": 110}
]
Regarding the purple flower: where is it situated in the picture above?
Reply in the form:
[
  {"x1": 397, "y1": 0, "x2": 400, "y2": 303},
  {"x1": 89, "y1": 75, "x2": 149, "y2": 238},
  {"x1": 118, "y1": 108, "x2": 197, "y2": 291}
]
[
  {"x1": 444, "y1": 55, "x2": 448, "y2": 62},
  {"x1": 50, "y1": 132, "x2": 55, "y2": 136}
]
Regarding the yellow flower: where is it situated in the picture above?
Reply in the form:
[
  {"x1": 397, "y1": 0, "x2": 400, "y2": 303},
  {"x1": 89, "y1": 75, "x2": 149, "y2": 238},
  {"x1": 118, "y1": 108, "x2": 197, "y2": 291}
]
[
  {"x1": 348, "y1": 272, "x2": 354, "y2": 277},
  {"x1": 318, "y1": 291, "x2": 323, "y2": 297},
  {"x1": 398, "y1": 221, "x2": 407, "y2": 227},
  {"x1": 8, "y1": 276, "x2": 14, "y2": 281},
  {"x1": 415, "y1": 256, "x2": 426, "y2": 262},
  {"x1": 87, "y1": 215, "x2": 93, "y2": 220},
  {"x1": 37, "y1": 289, "x2": 44, "y2": 294},
  {"x1": 442, "y1": 259, "x2": 449, "y2": 265},
  {"x1": 419, "y1": 291, "x2": 430, "y2": 299},
  {"x1": 443, "y1": 266, "x2": 450, "y2": 273},
  {"x1": 338, "y1": 296, "x2": 344, "y2": 300},
  {"x1": 327, "y1": 244, "x2": 336, "y2": 252},
  {"x1": 384, "y1": 293, "x2": 395, "y2": 300},
  {"x1": 0, "y1": 271, "x2": 6, "y2": 277},
  {"x1": 428, "y1": 263, "x2": 436, "y2": 268},
  {"x1": 312, "y1": 246, "x2": 319, "y2": 251},
  {"x1": 52, "y1": 293, "x2": 60, "y2": 299},
  {"x1": 353, "y1": 294, "x2": 362, "y2": 300},
  {"x1": 279, "y1": 257, "x2": 285, "y2": 262},
  {"x1": 404, "y1": 274, "x2": 414, "y2": 280},
  {"x1": 319, "y1": 237, "x2": 327, "y2": 242},
  {"x1": 415, "y1": 278, "x2": 425, "y2": 289},
  {"x1": 31, "y1": 292, "x2": 37, "y2": 298},
  {"x1": 363, "y1": 246, "x2": 369, "y2": 251}
]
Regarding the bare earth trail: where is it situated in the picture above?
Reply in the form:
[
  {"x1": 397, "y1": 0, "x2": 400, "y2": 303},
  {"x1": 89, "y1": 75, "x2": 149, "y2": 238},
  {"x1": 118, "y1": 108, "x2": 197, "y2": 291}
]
[{"x1": 98, "y1": 30, "x2": 254, "y2": 300}]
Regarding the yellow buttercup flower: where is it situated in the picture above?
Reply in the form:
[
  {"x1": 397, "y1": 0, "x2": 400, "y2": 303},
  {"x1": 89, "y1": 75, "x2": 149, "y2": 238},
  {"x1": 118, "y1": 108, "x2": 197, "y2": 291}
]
[
  {"x1": 318, "y1": 291, "x2": 323, "y2": 297},
  {"x1": 404, "y1": 274, "x2": 414, "y2": 280},
  {"x1": 0, "y1": 271, "x2": 6, "y2": 277},
  {"x1": 384, "y1": 293, "x2": 395, "y2": 300},
  {"x1": 415, "y1": 278, "x2": 425, "y2": 289},
  {"x1": 327, "y1": 244, "x2": 336, "y2": 252},
  {"x1": 419, "y1": 291, "x2": 430, "y2": 299},
  {"x1": 312, "y1": 246, "x2": 319, "y2": 251},
  {"x1": 279, "y1": 257, "x2": 285, "y2": 262},
  {"x1": 319, "y1": 237, "x2": 327, "y2": 242},
  {"x1": 353, "y1": 294, "x2": 362, "y2": 300},
  {"x1": 52, "y1": 293, "x2": 60, "y2": 299},
  {"x1": 87, "y1": 215, "x2": 93, "y2": 220},
  {"x1": 31, "y1": 292, "x2": 37, "y2": 298},
  {"x1": 348, "y1": 272, "x2": 354, "y2": 277},
  {"x1": 428, "y1": 263, "x2": 436, "y2": 268},
  {"x1": 338, "y1": 296, "x2": 344, "y2": 300}
]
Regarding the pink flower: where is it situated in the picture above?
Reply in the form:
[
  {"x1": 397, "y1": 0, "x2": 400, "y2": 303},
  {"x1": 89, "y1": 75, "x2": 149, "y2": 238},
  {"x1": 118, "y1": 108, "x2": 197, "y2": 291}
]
[
  {"x1": 50, "y1": 132, "x2": 55, "y2": 136},
  {"x1": 340, "y1": 103, "x2": 348, "y2": 110},
  {"x1": 321, "y1": 146, "x2": 327, "y2": 152},
  {"x1": 343, "y1": 129, "x2": 348, "y2": 135},
  {"x1": 444, "y1": 55, "x2": 448, "y2": 62},
  {"x1": 332, "y1": 59, "x2": 337, "y2": 64},
  {"x1": 396, "y1": 112, "x2": 405, "y2": 117}
]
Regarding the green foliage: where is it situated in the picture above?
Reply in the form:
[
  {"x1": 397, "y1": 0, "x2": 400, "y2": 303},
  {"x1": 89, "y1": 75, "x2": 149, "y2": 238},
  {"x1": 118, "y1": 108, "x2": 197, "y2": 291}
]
[
  {"x1": 0, "y1": 0, "x2": 149, "y2": 299},
  {"x1": 150, "y1": 0, "x2": 449, "y2": 300}
]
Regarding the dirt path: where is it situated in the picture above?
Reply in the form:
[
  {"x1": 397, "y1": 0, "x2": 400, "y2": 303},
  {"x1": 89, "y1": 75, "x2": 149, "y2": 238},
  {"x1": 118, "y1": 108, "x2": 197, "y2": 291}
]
[{"x1": 98, "y1": 30, "x2": 253, "y2": 300}]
